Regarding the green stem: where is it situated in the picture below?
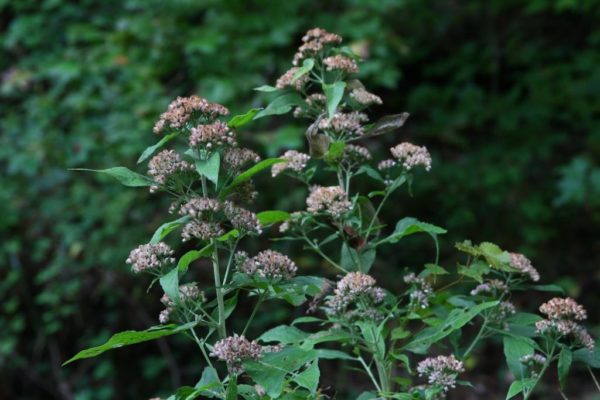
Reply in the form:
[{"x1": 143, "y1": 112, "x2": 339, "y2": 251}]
[
  {"x1": 524, "y1": 342, "x2": 556, "y2": 400},
  {"x1": 463, "y1": 317, "x2": 488, "y2": 358},
  {"x1": 211, "y1": 240, "x2": 226, "y2": 339},
  {"x1": 190, "y1": 328, "x2": 216, "y2": 372},
  {"x1": 374, "y1": 356, "x2": 390, "y2": 395},
  {"x1": 304, "y1": 236, "x2": 346, "y2": 273},
  {"x1": 365, "y1": 188, "x2": 391, "y2": 241},
  {"x1": 242, "y1": 292, "x2": 264, "y2": 336},
  {"x1": 588, "y1": 366, "x2": 600, "y2": 393},
  {"x1": 357, "y1": 355, "x2": 382, "y2": 393}
]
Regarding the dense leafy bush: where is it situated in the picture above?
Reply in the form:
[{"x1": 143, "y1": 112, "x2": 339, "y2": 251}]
[{"x1": 66, "y1": 28, "x2": 600, "y2": 400}]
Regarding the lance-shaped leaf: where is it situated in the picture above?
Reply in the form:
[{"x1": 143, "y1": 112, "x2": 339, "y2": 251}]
[
  {"x1": 150, "y1": 216, "x2": 191, "y2": 244},
  {"x1": 137, "y1": 132, "x2": 179, "y2": 164},
  {"x1": 195, "y1": 151, "x2": 220, "y2": 186},
  {"x1": 63, "y1": 322, "x2": 197, "y2": 365},
  {"x1": 254, "y1": 93, "x2": 304, "y2": 119},
  {"x1": 292, "y1": 58, "x2": 314, "y2": 83},
  {"x1": 228, "y1": 108, "x2": 262, "y2": 129},
  {"x1": 71, "y1": 167, "x2": 154, "y2": 187},
  {"x1": 221, "y1": 158, "x2": 283, "y2": 197},
  {"x1": 323, "y1": 81, "x2": 346, "y2": 119}
]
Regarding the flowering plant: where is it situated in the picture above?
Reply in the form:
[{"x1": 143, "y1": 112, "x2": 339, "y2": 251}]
[{"x1": 67, "y1": 28, "x2": 599, "y2": 399}]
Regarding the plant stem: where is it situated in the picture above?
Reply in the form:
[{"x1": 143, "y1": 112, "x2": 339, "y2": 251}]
[
  {"x1": 588, "y1": 366, "x2": 600, "y2": 393},
  {"x1": 524, "y1": 342, "x2": 556, "y2": 400},
  {"x1": 365, "y1": 188, "x2": 391, "y2": 241},
  {"x1": 463, "y1": 318, "x2": 488, "y2": 358},
  {"x1": 357, "y1": 355, "x2": 382, "y2": 393},
  {"x1": 302, "y1": 234, "x2": 346, "y2": 273},
  {"x1": 374, "y1": 356, "x2": 390, "y2": 395},
  {"x1": 242, "y1": 292, "x2": 264, "y2": 336},
  {"x1": 211, "y1": 240, "x2": 226, "y2": 339},
  {"x1": 190, "y1": 328, "x2": 216, "y2": 372}
]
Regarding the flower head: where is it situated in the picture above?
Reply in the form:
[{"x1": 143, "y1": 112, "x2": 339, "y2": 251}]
[
  {"x1": 306, "y1": 186, "x2": 352, "y2": 219},
  {"x1": 343, "y1": 144, "x2": 371, "y2": 165},
  {"x1": 181, "y1": 221, "x2": 224, "y2": 241},
  {"x1": 539, "y1": 297, "x2": 587, "y2": 321},
  {"x1": 509, "y1": 252, "x2": 540, "y2": 282},
  {"x1": 318, "y1": 111, "x2": 368, "y2": 137},
  {"x1": 126, "y1": 242, "x2": 175, "y2": 273},
  {"x1": 153, "y1": 95, "x2": 229, "y2": 134},
  {"x1": 237, "y1": 250, "x2": 297, "y2": 280},
  {"x1": 179, "y1": 197, "x2": 222, "y2": 219},
  {"x1": 417, "y1": 355, "x2": 464, "y2": 393},
  {"x1": 271, "y1": 150, "x2": 310, "y2": 177},
  {"x1": 148, "y1": 150, "x2": 193, "y2": 192},
  {"x1": 323, "y1": 55, "x2": 359, "y2": 74},
  {"x1": 390, "y1": 143, "x2": 432, "y2": 171},
  {"x1": 189, "y1": 120, "x2": 236, "y2": 150},
  {"x1": 210, "y1": 334, "x2": 263, "y2": 374},
  {"x1": 350, "y1": 87, "x2": 382, "y2": 106},
  {"x1": 403, "y1": 273, "x2": 433, "y2": 310},
  {"x1": 276, "y1": 67, "x2": 310, "y2": 90},
  {"x1": 326, "y1": 272, "x2": 385, "y2": 317},
  {"x1": 293, "y1": 28, "x2": 342, "y2": 66},
  {"x1": 470, "y1": 279, "x2": 509, "y2": 296},
  {"x1": 223, "y1": 148, "x2": 260, "y2": 170},
  {"x1": 223, "y1": 202, "x2": 262, "y2": 234},
  {"x1": 536, "y1": 297, "x2": 594, "y2": 351}
]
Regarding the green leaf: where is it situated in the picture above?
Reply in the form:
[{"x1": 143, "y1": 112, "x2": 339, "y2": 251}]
[
  {"x1": 386, "y1": 217, "x2": 447, "y2": 243},
  {"x1": 573, "y1": 343, "x2": 600, "y2": 368},
  {"x1": 63, "y1": 322, "x2": 196, "y2": 365},
  {"x1": 558, "y1": 347, "x2": 572, "y2": 389},
  {"x1": 72, "y1": 167, "x2": 153, "y2": 187},
  {"x1": 137, "y1": 132, "x2": 179, "y2": 164},
  {"x1": 195, "y1": 152, "x2": 220, "y2": 186},
  {"x1": 195, "y1": 366, "x2": 222, "y2": 397},
  {"x1": 228, "y1": 108, "x2": 262, "y2": 129},
  {"x1": 222, "y1": 158, "x2": 283, "y2": 197},
  {"x1": 324, "y1": 140, "x2": 345, "y2": 165},
  {"x1": 257, "y1": 210, "x2": 290, "y2": 226},
  {"x1": 506, "y1": 379, "x2": 535, "y2": 400},
  {"x1": 423, "y1": 263, "x2": 449, "y2": 276},
  {"x1": 259, "y1": 325, "x2": 310, "y2": 344},
  {"x1": 340, "y1": 243, "x2": 376, "y2": 272},
  {"x1": 322, "y1": 81, "x2": 346, "y2": 119},
  {"x1": 457, "y1": 261, "x2": 491, "y2": 283},
  {"x1": 254, "y1": 93, "x2": 304, "y2": 119},
  {"x1": 150, "y1": 216, "x2": 190, "y2": 244},
  {"x1": 160, "y1": 267, "x2": 180, "y2": 302},
  {"x1": 254, "y1": 85, "x2": 278, "y2": 92},
  {"x1": 225, "y1": 379, "x2": 237, "y2": 400},
  {"x1": 217, "y1": 229, "x2": 239, "y2": 242},
  {"x1": 315, "y1": 349, "x2": 355, "y2": 361},
  {"x1": 404, "y1": 301, "x2": 499, "y2": 353},
  {"x1": 530, "y1": 284, "x2": 564, "y2": 293},
  {"x1": 365, "y1": 113, "x2": 410, "y2": 137},
  {"x1": 243, "y1": 347, "x2": 317, "y2": 398},
  {"x1": 357, "y1": 392, "x2": 378, "y2": 400},
  {"x1": 503, "y1": 336, "x2": 535, "y2": 379},
  {"x1": 293, "y1": 361, "x2": 320, "y2": 393},
  {"x1": 292, "y1": 58, "x2": 314, "y2": 83},
  {"x1": 177, "y1": 245, "x2": 213, "y2": 273}
]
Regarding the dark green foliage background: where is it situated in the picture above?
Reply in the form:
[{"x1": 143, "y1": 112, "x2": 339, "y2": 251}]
[{"x1": 2, "y1": 0, "x2": 599, "y2": 398}]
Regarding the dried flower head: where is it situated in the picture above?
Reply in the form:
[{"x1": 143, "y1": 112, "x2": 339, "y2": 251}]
[
  {"x1": 509, "y1": 252, "x2": 540, "y2": 282},
  {"x1": 276, "y1": 67, "x2": 310, "y2": 90},
  {"x1": 417, "y1": 355, "x2": 465, "y2": 393},
  {"x1": 390, "y1": 143, "x2": 432, "y2": 172},
  {"x1": 224, "y1": 148, "x2": 260, "y2": 170},
  {"x1": 223, "y1": 202, "x2": 262, "y2": 234},
  {"x1": 271, "y1": 150, "x2": 310, "y2": 177},
  {"x1": 350, "y1": 87, "x2": 382, "y2": 106},
  {"x1": 318, "y1": 111, "x2": 368, "y2": 137},
  {"x1": 293, "y1": 28, "x2": 343, "y2": 66},
  {"x1": 238, "y1": 250, "x2": 297, "y2": 280},
  {"x1": 210, "y1": 334, "x2": 263, "y2": 374},
  {"x1": 126, "y1": 242, "x2": 175, "y2": 273},
  {"x1": 323, "y1": 55, "x2": 359, "y2": 74},
  {"x1": 153, "y1": 95, "x2": 229, "y2": 134},
  {"x1": 181, "y1": 220, "x2": 225, "y2": 241},
  {"x1": 148, "y1": 150, "x2": 192, "y2": 192},
  {"x1": 404, "y1": 273, "x2": 433, "y2": 309},
  {"x1": 189, "y1": 121, "x2": 236, "y2": 150},
  {"x1": 306, "y1": 186, "x2": 352, "y2": 218},
  {"x1": 326, "y1": 272, "x2": 385, "y2": 315},
  {"x1": 179, "y1": 197, "x2": 222, "y2": 219}
]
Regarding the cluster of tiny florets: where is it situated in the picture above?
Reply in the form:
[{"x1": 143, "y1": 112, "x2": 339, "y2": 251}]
[
  {"x1": 318, "y1": 111, "x2": 368, "y2": 137},
  {"x1": 278, "y1": 211, "x2": 303, "y2": 233},
  {"x1": 470, "y1": 279, "x2": 509, "y2": 296},
  {"x1": 306, "y1": 186, "x2": 352, "y2": 218},
  {"x1": 179, "y1": 197, "x2": 222, "y2": 219},
  {"x1": 189, "y1": 121, "x2": 236, "y2": 150},
  {"x1": 323, "y1": 55, "x2": 359, "y2": 74},
  {"x1": 535, "y1": 297, "x2": 594, "y2": 351},
  {"x1": 224, "y1": 148, "x2": 260, "y2": 170},
  {"x1": 158, "y1": 283, "x2": 204, "y2": 324},
  {"x1": 126, "y1": 242, "x2": 175, "y2": 273},
  {"x1": 210, "y1": 334, "x2": 263, "y2": 374},
  {"x1": 147, "y1": 150, "x2": 193, "y2": 192},
  {"x1": 293, "y1": 28, "x2": 343, "y2": 66},
  {"x1": 326, "y1": 272, "x2": 385, "y2": 316},
  {"x1": 181, "y1": 220, "x2": 224, "y2": 241},
  {"x1": 271, "y1": 150, "x2": 310, "y2": 177},
  {"x1": 520, "y1": 353, "x2": 546, "y2": 372},
  {"x1": 416, "y1": 355, "x2": 465, "y2": 393},
  {"x1": 223, "y1": 201, "x2": 262, "y2": 234},
  {"x1": 509, "y1": 252, "x2": 540, "y2": 282},
  {"x1": 153, "y1": 95, "x2": 229, "y2": 134},
  {"x1": 390, "y1": 143, "x2": 432, "y2": 172},
  {"x1": 350, "y1": 87, "x2": 382, "y2": 106},
  {"x1": 403, "y1": 273, "x2": 433, "y2": 309},
  {"x1": 237, "y1": 250, "x2": 297, "y2": 280},
  {"x1": 276, "y1": 67, "x2": 310, "y2": 90},
  {"x1": 343, "y1": 144, "x2": 371, "y2": 165},
  {"x1": 377, "y1": 159, "x2": 397, "y2": 185}
]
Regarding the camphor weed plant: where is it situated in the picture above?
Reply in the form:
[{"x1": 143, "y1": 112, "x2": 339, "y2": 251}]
[{"x1": 66, "y1": 28, "x2": 600, "y2": 399}]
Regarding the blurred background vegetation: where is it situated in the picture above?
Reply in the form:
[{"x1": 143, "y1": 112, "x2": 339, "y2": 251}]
[{"x1": 2, "y1": 0, "x2": 600, "y2": 398}]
